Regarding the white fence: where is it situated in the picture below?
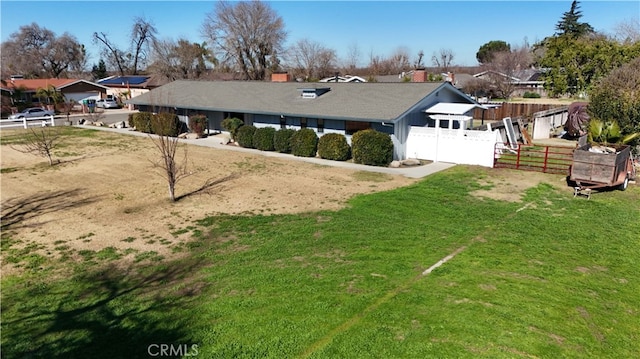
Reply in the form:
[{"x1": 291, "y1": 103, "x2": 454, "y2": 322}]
[
  {"x1": 0, "y1": 115, "x2": 56, "y2": 129},
  {"x1": 406, "y1": 126, "x2": 501, "y2": 167},
  {"x1": 532, "y1": 106, "x2": 568, "y2": 140}
]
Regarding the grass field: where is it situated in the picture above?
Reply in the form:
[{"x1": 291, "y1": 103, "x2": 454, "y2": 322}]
[{"x1": 2, "y1": 164, "x2": 639, "y2": 358}]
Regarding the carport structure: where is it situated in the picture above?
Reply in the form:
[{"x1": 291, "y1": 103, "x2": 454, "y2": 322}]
[{"x1": 424, "y1": 102, "x2": 482, "y2": 130}]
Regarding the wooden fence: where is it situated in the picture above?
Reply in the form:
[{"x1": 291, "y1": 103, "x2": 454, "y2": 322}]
[{"x1": 473, "y1": 103, "x2": 566, "y2": 122}]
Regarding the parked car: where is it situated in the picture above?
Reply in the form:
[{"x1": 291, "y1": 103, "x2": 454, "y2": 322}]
[
  {"x1": 8, "y1": 107, "x2": 55, "y2": 120},
  {"x1": 96, "y1": 98, "x2": 120, "y2": 109}
]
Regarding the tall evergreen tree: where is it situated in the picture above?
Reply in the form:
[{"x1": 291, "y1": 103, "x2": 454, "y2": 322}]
[
  {"x1": 91, "y1": 59, "x2": 108, "y2": 80},
  {"x1": 555, "y1": 1, "x2": 594, "y2": 37}
]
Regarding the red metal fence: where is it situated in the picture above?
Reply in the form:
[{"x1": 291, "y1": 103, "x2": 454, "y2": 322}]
[{"x1": 494, "y1": 143, "x2": 575, "y2": 175}]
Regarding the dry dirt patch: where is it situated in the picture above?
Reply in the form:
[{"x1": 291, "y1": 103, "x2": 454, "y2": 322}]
[
  {"x1": 470, "y1": 168, "x2": 570, "y2": 202},
  {"x1": 1, "y1": 130, "x2": 416, "y2": 269}
]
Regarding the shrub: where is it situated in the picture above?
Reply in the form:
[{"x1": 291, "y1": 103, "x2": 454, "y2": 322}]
[
  {"x1": 151, "y1": 113, "x2": 181, "y2": 137},
  {"x1": 588, "y1": 57, "x2": 640, "y2": 143},
  {"x1": 351, "y1": 129, "x2": 394, "y2": 166},
  {"x1": 221, "y1": 117, "x2": 244, "y2": 141},
  {"x1": 132, "y1": 112, "x2": 153, "y2": 133},
  {"x1": 189, "y1": 114, "x2": 208, "y2": 136},
  {"x1": 127, "y1": 113, "x2": 135, "y2": 128},
  {"x1": 236, "y1": 125, "x2": 256, "y2": 148},
  {"x1": 253, "y1": 127, "x2": 276, "y2": 151},
  {"x1": 274, "y1": 128, "x2": 295, "y2": 153},
  {"x1": 523, "y1": 91, "x2": 541, "y2": 98},
  {"x1": 291, "y1": 128, "x2": 318, "y2": 157},
  {"x1": 317, "y1": 133, "x2": 350, "y2": 161}
]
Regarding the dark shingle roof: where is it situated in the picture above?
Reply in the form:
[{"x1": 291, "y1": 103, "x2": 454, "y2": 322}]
[{"x1": 128, "y1": 80, "x2": 449, "y2": 121}]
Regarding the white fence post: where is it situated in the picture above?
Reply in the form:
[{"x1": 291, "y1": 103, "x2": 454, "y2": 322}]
[{"x1": 0, "y1": 115, "x2": 57, "y2": 129}]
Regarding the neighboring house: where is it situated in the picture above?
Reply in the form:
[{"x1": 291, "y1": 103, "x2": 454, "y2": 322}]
[
  {"x1": 4, "y1": 78, "x2": 108, "y2": 104},
  {"x1": 377, "y1": 70, "x2": 428, "y2": 83},
  {"x1": 448, "y1": 73, "x2": 475, "y2": 90},
  {"x1": 473, "y1": 68, "x2": 546, "y2": 97},
  {"x1": 319, "y1": 75, "x2": 367, "y2": 83},
  {"x1": 1, "y1": 83, "x2": 14, "y2": 117},
  {"x1": 97, "y1": 75, "x2": 168, "y2": 101},
  {"x1": 127, "y1": 74, "x2": 485, "y2": 161}
]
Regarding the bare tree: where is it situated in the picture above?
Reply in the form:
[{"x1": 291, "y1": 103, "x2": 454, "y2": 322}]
[
  {"x1": 414, "y1": 50, "x2": 425, "y2": 68},
  {"x1": 388, "y1": 46, "x2": 411, "y2": 73},
  {"x1": 1, "y1": 23, "x2": 86, "y2": 78},
  {"x1": 129, "y1": 17, "x2": 158, "y2": 74},
  {"x1": 316, "y1": 48, "x2": 337, "y2": 79},
  {"x1": 149, "y1": 38, "x2": 215, "y2": 80},
  {"x1": 149, "y1": 114, "x2": 189, "y2": 202},
  {"x1": 45, "y1": 34, "x2": 87, "y2": 77},
  {"x1": 343, "y1": 42, "x2": 361, "y2": 73},
  {"x1": 462, "y1": 77, "x2": 491, "y2": 100},
  {"x1": 11, "y1": 127, "x2": 62, "y2": 166},
  {"x1": 483, "y1": 44, "x2": 532, "y2": 99},
  {"x1": 366, "y1": 50, "x2": 399, "y2": 76},
  {"x1": 286, "y1": 38, "x2": 336, "y2": 80},
  {"x1": 202, "y1": 1, "x2": 287, "y2": 80},
  {"x1": 93, "y1": 31, "x2": 128, "y2": 76},
  {"x1": 613, "y1": 18, "x2": 640, "y2": 44},
  {"x1": 368, "y1": 50, "x2": 383, "y2": 76},
  {"x1": 93, "y1": 17, "x2": 157, "y2": 75},
  {"x1": 431, "y1": 48, "x2": 455, "y2": 72}
]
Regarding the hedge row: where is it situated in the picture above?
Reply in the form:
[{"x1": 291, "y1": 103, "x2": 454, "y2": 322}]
[
  {"x1": 130, "y1": 111, "x2": 182, "y2": 137},
  {"x1": 234, "y1": 126, "x2": 393, "y2": 166}
]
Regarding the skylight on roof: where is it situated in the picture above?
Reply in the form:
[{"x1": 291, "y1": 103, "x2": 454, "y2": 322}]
[{"x1": 298, "y1": 87, "x2": 330, "y2": 99}]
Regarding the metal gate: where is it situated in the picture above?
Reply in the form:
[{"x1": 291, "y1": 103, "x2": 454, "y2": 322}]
[{"x1": 494, "y1": 143, "x2": 574, "y2": 174}]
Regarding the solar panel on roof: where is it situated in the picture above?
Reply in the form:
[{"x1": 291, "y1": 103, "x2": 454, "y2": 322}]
[{"x1": 98, "y1": 76, "x2": 149, "y2": 85}]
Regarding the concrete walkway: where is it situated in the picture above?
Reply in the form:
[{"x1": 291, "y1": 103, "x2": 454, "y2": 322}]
[{"x1": 75, "y1": 124, "x2": 456, "y2": 179}]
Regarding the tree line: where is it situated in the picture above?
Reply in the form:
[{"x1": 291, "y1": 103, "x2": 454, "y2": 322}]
[{"x1": 1, "y1": 0, "x2": 638, "y2": 97}]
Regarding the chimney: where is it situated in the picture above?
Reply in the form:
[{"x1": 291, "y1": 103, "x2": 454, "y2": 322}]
[
  {"x1": 446, "y1": 72, "x2": 455, "y2": 84},
  {"x1": 271, "y1": 72, "x2": 290, "y2": 82},
  {"x1": 412, "y1": 68, "x2": 427, "y2": 82}
]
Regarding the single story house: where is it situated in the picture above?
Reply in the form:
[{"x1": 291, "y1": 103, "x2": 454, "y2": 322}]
[
  {"x1": 97, "y1": 75, "x2": 168, "y2": 101},
  {"x1": 127, "y1": 78, "x2": 485, "y2": 160},
  {"x1": 473, "y1": 69, "x2": 546, "y2": 97},
  {"x1": 4, "y1": 78, "x2": 108, "y2": 104}
]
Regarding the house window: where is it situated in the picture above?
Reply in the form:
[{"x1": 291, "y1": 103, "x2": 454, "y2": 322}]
[
  {"x1": 300, "y1": 118, "x2": 307, "y2": 129},
  {"x1": 224, "y1": 112, "x2": 244, "y2": 121},
  {"x1": 345, "y1": 121, "x2": 370, "y2": 135},
  {"x1": 317, "y1": 119, "x2": 324, "y2": 133}
]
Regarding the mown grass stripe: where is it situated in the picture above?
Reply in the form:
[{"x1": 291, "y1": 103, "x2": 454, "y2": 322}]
[{"x1": 299, "y1": 245, "x2": 469, "y2": 358}]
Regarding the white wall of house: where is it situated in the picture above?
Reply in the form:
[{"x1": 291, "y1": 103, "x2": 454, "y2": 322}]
[
  {"x1": 406, "y1": 126, "x2": 500, "y2": 167},
  {"x1": 107, "y1": 88, "x2": 150, "y2": 100}
]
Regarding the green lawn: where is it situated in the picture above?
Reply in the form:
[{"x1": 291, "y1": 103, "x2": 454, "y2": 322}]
[{"x1": 2, "y1": 165, "x2": 639, "y2": 358}]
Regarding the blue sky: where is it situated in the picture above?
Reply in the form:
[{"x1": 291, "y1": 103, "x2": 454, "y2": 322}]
[{"x1": 1, "y1": 1, "x2": 638, "y2": 68}]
